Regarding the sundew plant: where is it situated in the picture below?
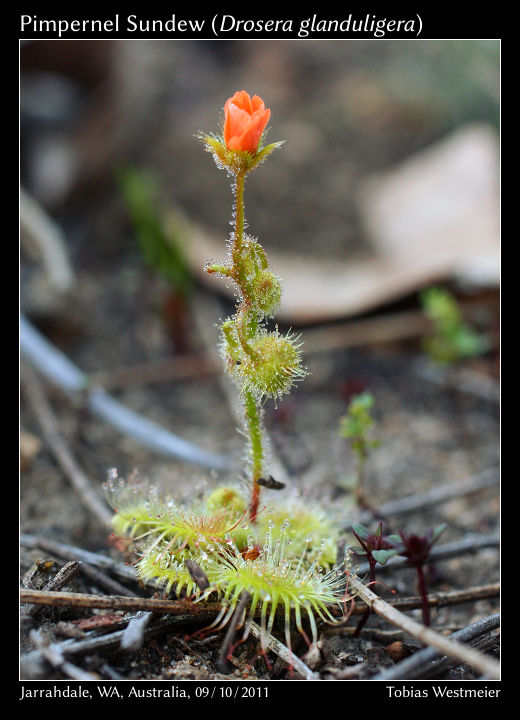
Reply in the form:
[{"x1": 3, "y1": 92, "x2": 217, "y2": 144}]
[{"x1": 104, "y1": 92, "x2": 348, "y2": 658}]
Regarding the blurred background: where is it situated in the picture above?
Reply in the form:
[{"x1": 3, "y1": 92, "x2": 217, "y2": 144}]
[
  {"x1": 20, "y1": 38, "x2": 500, "y2": 523},
  {"x1": 20, "y1": 39, "x2": 499, "y2": 318}
]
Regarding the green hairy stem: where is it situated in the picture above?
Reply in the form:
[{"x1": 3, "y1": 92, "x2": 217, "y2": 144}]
[{"x1": 201, "y1": 112, "x2": 305, "y2": 524}]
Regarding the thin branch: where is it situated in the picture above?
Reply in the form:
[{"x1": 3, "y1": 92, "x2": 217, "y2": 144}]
[
  {"x1": 345, "y1": 467, "x2": 499, "y2": 531},
  {"x1": 371, "y1": 613, "x2": 500, "y2": 680},
  {"x1": 20, "y1": 187, "x2": 75, "y2": 292},
  {"x1": 21, "y1": 364, "x2": 112, "y2": 527},
  {"x1": 347, "y1": 574, "x2": 500, "y2": 679},
  {"x1": 20, "y1": 533, "x2": 138, "y2": 584},
  {"x1": 120, "y1": 612, "x2": 156, "y2": 651},
  {"x1": 302, "y1": 302, "x2": 495, "y2": 357},
  {"x1": 78, "y1": 562, "x2": 139, "y2": 597},
  {"x1": 90, "y1": 355, "x2": 218, "y2": 391},
  {"x1": 217, "y1": 592, "x2": 251, "y2": 672},
  {"x1": 416, "y1": 633, "x2": 500, "y2": 680},
  {"x1": 21, "y1": 613, "x2": 218, "y2": 679},
  {"x1": 20, "y1": 314, "x2": 231, "y2": 470},
  {"x1": 20, "y1": 588, "x2": 223, "y2": 617},
  {"x1": 21, "y1": 560, "x2": 81, "y2": 619},
  {"x1": 355, "y1": 533, "x2": 499, "y2": 576},
  {"x1": 22, "y1": 580, "x2": 498, "y2": 623},
  {"x1": 413, "y1": 357, "x2": 500, "y2": 404},
  {"x1": 422, "y1": 533, "x2": 499, "y2": 562},
  {"x1": 29, "y1": 629, "x2": 99, "y2": 681},
  {"x1": 247, "y1": 621, "x2": 318, "y2": 680},
  {"x1": 346, "y1": 583, "x2": 499, "y2": 615}
]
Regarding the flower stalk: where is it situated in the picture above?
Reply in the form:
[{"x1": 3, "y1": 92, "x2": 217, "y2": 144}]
[
  {"x1": 200, "y1": 91, "x2": 306, "y2": 523},
  {"x1": 244, "y1": 389, "x2": 264, "y2": 522},
  {"x1": 233, "y1": 171, "x2": 246, "y2": 266}
]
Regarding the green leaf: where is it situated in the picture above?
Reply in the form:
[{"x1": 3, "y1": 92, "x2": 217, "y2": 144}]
[
  {"x1": 251, "y1": 140, "x2": 285, "y2": 169},
  {"x1": 420, "y1": 286, "x2": 488, "y2": 365},
  {"x1": 116, "y1": 165, "x2": 193, "y2": 298},
  {"x1": 372, "y1": 549, "x2": 399, "y2": 565},
  {"x1": 352, "y1": 524, "x2": 370, "y2": 540},
  {"x1": 431, "y1": 523, "x2": 447, "y2": 543},
  {"x1": 349, "y1": 546, "x2": 367, "y2": 556}
]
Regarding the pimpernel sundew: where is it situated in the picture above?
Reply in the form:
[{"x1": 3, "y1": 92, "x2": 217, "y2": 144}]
[
  {"x1": 203, "y1": 524, "x2": 348, "y2": 654},
  {"x1": 104, "y1": 472, "x2": 250, "y2": 557},
  {"x1": 105, "y1": 91, "x2": 349, "y2": 665},
  {"x1": 136, "y1": 547, "x2": 205, "y2": 598}
]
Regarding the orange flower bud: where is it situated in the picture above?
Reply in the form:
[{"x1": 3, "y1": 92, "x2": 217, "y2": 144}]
[{"x1": 224, "y1": 91, "x2": 271, "y2": 153}]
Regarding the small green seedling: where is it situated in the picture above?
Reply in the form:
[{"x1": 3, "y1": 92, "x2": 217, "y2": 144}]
[
  {"x1": 339, "y1": 391, "x2": 380, "y2": 504},
  {"x1": 117, "y1": 165, "x2": 193, "y2": 299},
  {"x1": 420, "y1": 286, "x2": 488, "y2": 365},
  {"x1": 117, "y1": 165, "x2": 193, "y2": 351}
]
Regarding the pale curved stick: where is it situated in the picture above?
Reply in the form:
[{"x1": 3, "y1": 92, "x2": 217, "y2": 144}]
[
  {"x1": 20, "y1": 314, "x2": 232, "y2": 471},
  {"x1": 347, "y1": 574, "x2": 500, "y2": 679},
  {"x1": 372, "y1": 613, "x2": 500, "y2": 680}
]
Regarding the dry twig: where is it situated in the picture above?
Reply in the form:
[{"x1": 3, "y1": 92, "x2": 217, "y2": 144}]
[
  {"x1": 355, "y1": 532, "x2": 499, "y2": 576},
  {"x1": 90, "y1": 355, "x2": 218, "y2": 391},
  {"x1": 21, "y1": 364, "x2": 113, "y2": 527},
  {"x1": 248, "y1": 621, "x2": 318, "y2": 680},
  {"x1": 21, "y1": 560, "x2": 81, "y2": 619},
  {"x1": 20, "y1": 187, "x2": 75, "y2": 291},
  {"x1": 29, "y1": 629, "x2": 99, "y2": 681},
  {"x1": 21, "y1": 533, "x2": 138, "y2": 584},
  {"x1": 21, "y1": 613, "x2": 217, "y2": 679},
  {"x1": 346, "y1": 582, "x2": 499, "y2": 615},
  {"x1": 20, "y1": 314, "x2": 231, "y2": 470},
  {"x1": 217, "y1": 592, "x2": 251, "y2": 672},
  {"x1": 347, "y1": 574, "x2": 500, "y2": 679},
  {"x1": 20, "y1": 588, "x2": 223, "y2": 617},
  {"x1": 350, "y1": 467, "x2": 499, "y2": 530},
  {"x1": 371, "y1": 613, "x2": 500, "y2": 680},
  {"x1": 78, "y1": 562, "x2": 138, "y2": 597}
]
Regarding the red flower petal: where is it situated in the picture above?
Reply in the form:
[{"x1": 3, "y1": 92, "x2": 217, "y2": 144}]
[{"x1": 224, "y1": 91, "x2": 270, "y2": 153}]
